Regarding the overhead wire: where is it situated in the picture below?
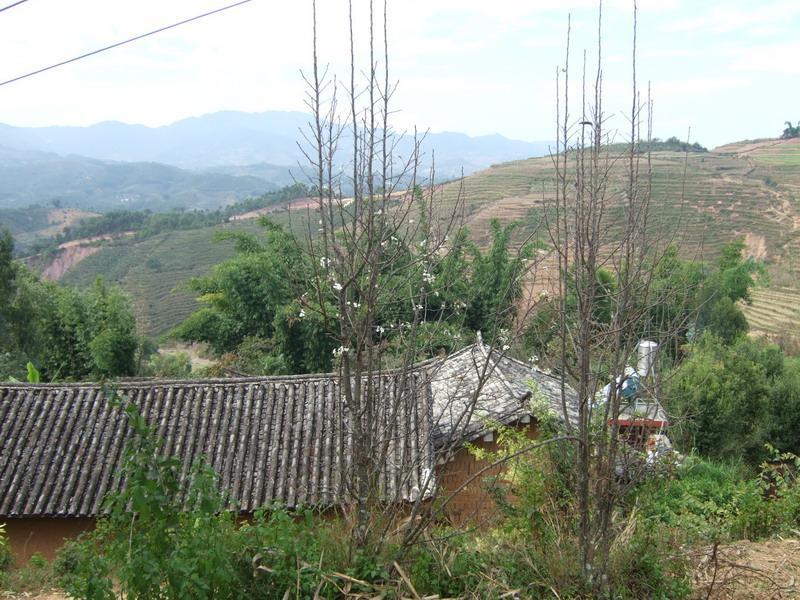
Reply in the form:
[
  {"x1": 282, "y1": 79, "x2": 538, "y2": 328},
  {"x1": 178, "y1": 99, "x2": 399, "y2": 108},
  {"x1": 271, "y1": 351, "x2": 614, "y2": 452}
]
[
  {"x1": 0, "y1": 0, "x2": 254, "y2": 88},
  {"x1": 0, "y1": 0, "x2": 29, "y2": 14}
]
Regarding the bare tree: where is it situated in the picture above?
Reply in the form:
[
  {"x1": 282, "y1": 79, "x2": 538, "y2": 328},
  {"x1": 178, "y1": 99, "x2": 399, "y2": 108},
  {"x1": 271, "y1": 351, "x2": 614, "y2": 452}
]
[
  {"x1": 546, "y1": 1, "x2": 693, "y2": 589},
  {"x1": 296, "y1": 0, "x2": 473, "y2": 552},
  {"x1": 293, "y1": 0, "x2": 558, "y2": 557}
]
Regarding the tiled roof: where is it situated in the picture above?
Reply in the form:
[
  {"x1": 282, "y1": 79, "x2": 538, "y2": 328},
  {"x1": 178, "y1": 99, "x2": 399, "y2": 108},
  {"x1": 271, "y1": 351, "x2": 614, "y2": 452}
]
[
  {"x1": 0, "y1": 371, "x2": 431, "y2": 518},
  {"x1": 429, "y1": 344, "x2": 579, "y2": 446},
  {"x1": 0, "y1": 344, "x2": 578, "y2": 519}
]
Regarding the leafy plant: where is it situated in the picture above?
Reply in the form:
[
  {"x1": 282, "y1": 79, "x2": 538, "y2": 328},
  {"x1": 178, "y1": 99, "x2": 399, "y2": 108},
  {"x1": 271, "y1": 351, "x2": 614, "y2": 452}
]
[{"x1": 60, "y1": 395, "x2": 239, "y2": 599}]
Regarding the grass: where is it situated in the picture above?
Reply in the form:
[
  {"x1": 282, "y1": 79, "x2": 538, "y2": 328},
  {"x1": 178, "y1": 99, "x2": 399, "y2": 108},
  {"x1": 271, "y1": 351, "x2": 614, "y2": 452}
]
[{"x1": 1, "y1": 553, "x2": 60, "y2": 596}]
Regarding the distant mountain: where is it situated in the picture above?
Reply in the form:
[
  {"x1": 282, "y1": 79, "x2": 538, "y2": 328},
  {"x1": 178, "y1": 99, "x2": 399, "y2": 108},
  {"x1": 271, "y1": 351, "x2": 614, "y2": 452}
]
[
  {"x1": 0, "y1": 111, "x2": 552, "y2": 177},
  {"x1": 0, "y1": 146, "x2": 274, "y2": 212}
]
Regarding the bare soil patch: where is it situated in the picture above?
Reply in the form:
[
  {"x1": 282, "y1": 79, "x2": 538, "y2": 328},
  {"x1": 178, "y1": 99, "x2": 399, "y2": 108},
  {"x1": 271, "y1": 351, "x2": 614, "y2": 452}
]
[
  {"x1": 692, "y1": 538, "x2": 800, "y2": 599},
  {"x1": 40, "y1": 245, "x2": 103, "y2": 281}
]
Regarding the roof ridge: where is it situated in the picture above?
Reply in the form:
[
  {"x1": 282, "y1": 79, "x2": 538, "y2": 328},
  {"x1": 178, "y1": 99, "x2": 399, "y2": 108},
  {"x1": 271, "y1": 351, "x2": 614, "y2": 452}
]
[{"x1": 0, "y1": 350, "x2": 474, "y2": 390}]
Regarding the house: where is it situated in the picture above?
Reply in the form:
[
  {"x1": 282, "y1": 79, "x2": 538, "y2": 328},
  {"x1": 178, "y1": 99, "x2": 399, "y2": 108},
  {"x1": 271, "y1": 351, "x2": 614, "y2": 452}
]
[{"x1": 0, "y1": 344, "x2": 578, "y2": 562}]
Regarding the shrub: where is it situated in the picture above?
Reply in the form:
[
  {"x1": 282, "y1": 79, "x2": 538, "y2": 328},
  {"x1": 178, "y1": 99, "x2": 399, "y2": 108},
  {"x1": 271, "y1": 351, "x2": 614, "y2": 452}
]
[
  {"x1": 0, "y1": 523, "x2": 11, "y2": 586},
  {"x1": 635, "y1": 449, "x2": 800, "y2": 545},
  {"x1": 148, "y1": 350, "x2": 192, "y2": 378},
  {"x1": 609, "y1": 526, "x2": 692, "y2": 599}
]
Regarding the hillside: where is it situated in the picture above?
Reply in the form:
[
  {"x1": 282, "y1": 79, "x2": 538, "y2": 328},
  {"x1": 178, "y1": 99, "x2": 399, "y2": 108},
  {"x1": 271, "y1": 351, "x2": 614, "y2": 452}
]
[
  {"x1": 59, "y1": 221, "x2": 261, "y2": 338},
  {"x1": 38, "y1": 137, "x2": 800, "y2": 343},
  {"x1": 432, "y1": 136, "x2": 800, "y2": 341},
  {"x1": 0, "y1": 146, "x2": 275, "y2": 213}
]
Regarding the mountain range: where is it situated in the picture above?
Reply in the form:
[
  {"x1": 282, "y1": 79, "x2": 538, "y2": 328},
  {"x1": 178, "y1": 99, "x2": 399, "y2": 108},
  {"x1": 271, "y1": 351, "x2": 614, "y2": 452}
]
[{"x1": 0, "y1": 111, "x2": 552, "y2": 212}]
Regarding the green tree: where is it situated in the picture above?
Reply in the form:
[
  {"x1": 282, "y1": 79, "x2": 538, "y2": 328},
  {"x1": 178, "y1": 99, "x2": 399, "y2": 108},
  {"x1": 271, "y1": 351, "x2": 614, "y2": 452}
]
[
  {"x1": 0, "y1": 233, "x2": 140, "y2": 381},
  {"x1": 696, "y1": 238, "x2": 763, "y2": 343},
  {"x1": 0, "y1": 228, "x2": 17, "y2": 345},
  {"x1": 781, "y1": 120, "x2": 800, "y2": 139},
  {"x1": 465, "y1": 220, "x2": 533, "y2": 339},
  {"x1": 667, "y1": 334, "x2": 776, "y2": 463}
]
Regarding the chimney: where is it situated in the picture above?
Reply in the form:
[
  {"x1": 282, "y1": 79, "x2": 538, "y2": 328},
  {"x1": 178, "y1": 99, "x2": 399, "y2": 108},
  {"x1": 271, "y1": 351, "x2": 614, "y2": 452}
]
[{"x1": 637, "y1": 340, "x2": 658, "y2": 379}]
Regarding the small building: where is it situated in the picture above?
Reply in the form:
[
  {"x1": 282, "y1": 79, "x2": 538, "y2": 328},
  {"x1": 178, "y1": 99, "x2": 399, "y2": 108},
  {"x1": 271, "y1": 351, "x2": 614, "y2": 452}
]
[{"x1": 0, "y1": 344, "x2": 577, "y2": 562}]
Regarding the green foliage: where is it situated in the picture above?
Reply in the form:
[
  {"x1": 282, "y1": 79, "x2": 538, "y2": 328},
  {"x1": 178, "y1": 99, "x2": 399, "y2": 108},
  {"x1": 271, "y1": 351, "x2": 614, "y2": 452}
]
[
  {"x1": 147, "y1": 351, "x2": 192, "y2": 378},
  {"x1": 56, "y1": 396, "x2": 399, "y2": 599},
  {"x1": 643, "y1": 245, "x2": 706, "y2": 355},
  {"x1": 606, "y1": 136, "x2": 708, "y2": 154},
  {"x1": 464, "y1": 219, "x2": 533, "y2": 338},
  {"x1": 60, "y1": 398, "x2": 240, "y2": 599},
  {"x1": 170, "y1": 217, "x2": 335, "y2": 375},
  {"x1": 25, "y1": 361, "x2": 40, "y2": 383},
  {"x1": 635, "y1": 450, "x2": 800, "y2": 545},
  {"x1": 27, "y1": 184, "x2": 310, "y2": 257},
  {"x1": 667, "y1": 333, "x2": 800, "y2": 463},
  {"x1": 234, "y1": 508, "x2": 339, "y2": 598},
  {"x1": 0, "y1": 522, "x2": 11, "y2": 586},
  {"x1": 696, "y1": 238, "x2": 764, "y2": 343},
  {"x1": 408, "y1": 434, "x2": 690, "y2": 599},
  {"x1": 0, "y1": 206, "x2": 51, "y2": 238},
  {"x1": 1, "y1": 237, "x2": 140, "y2": 381},
  {"x1": 781, "y1": 120, "x2": 800, "y2": 139},
  {"x1": 1, "y1": 552, "x2": 60, "y2": 595},
  {"x1": 173, "y1": 217, "x2": 532, "y2": 374},
  {"x1": 56, "y1": 537, "x2": 114, "y2": 600},
  {"x1": 0, "y1": 228, "x2": 17, "y2": 344},
  {"x1": 607, "y1": 527, "x2": 692, "y2": 600},
  {"x1": 409, "y1": 533, "x2": 492, "y2": 597}
]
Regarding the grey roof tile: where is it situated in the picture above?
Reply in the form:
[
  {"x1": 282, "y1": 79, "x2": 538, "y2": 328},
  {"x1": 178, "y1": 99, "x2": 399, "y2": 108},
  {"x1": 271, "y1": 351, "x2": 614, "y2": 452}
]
[
  {"x1": 0, "y1": 344, "x2": 577, "y2": 518},
  {"x1": 0, "y1": 371, "x2": 431, "y2": 517}
]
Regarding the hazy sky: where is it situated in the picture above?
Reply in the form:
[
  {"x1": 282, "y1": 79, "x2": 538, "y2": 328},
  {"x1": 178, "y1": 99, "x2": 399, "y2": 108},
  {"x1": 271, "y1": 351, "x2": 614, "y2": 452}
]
[{"x1": 0, "y1": 0, "x2": 798, "y2": 148}]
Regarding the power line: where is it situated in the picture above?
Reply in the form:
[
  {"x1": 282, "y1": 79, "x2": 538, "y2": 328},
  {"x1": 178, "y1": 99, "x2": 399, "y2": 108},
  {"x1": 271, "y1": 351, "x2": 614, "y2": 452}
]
[
  {"x1": 0, "y1": 0, "x2": 29, "y2": 14},
  {"x1": 0, "y1": 0, "x2": 254, "y2": 88}
]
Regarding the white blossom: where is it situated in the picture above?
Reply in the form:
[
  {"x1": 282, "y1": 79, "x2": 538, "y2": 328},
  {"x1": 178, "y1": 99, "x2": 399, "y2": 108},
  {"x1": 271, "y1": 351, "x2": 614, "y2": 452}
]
[
  {"x1": 299, "y1": 309, "x2": 306, "y2": 319},
  {"x1": 332, "y1": 346, "x2": 349, "y2": 357},
  {"x1": 332, "y1": 282, "x2": 343, "y2": 291},
  {"x1": 320, "y1": 256, "x2": 331, "y2": 268}
]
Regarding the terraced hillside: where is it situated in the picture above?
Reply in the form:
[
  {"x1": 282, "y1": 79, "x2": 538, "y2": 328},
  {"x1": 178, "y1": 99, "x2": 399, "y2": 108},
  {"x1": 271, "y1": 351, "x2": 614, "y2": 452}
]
[
  {"x1": 42, "y1": 137, "x2": 800, "y2": 343},
  {"x1": 435, "y1": 137, "x2": 800, "y2": 341},
  {"x1": 60, "y1": 219, "x2": 268, "y2": 338}
]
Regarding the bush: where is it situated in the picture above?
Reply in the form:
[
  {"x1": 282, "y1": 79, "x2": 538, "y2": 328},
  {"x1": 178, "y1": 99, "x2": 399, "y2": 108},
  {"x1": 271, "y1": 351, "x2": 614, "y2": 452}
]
[
  {"x1": 635, "y1": 450, "x2": 800, "y2": 545},
  {"x1": 3, "y1": 552, "x2": 60, "y2": 595},
  {"x1": 609, "y1": 526, "x2": 692, "y2": 599},
  {"x1": 148, "y1": 350, "x2": 192, "y2": 378},
  {"x1": 233, "y1": 508, "x2": 337, "y2": 599},
  {"x1": 60, "y1": 398, "x2": 240, "y2": 599}
]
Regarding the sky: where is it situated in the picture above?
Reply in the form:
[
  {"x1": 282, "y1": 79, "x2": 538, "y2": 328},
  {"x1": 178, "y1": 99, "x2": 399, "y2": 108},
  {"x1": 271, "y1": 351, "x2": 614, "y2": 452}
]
[{"x1": 0, "y1": 0, "x2": 798, "y2": 148}]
